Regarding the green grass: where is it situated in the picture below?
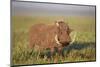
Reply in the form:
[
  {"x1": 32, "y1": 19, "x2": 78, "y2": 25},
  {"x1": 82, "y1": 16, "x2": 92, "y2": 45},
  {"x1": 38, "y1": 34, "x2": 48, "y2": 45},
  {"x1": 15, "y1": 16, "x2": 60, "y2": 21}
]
[{"x1": 12, "y1": 16, "x2": 96, "y2": 65}]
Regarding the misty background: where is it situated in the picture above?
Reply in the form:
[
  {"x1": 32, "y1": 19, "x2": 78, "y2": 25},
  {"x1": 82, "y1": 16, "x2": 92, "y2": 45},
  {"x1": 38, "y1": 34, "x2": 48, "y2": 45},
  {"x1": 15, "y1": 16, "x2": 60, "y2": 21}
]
[{"x1": 11, "y1": 1, "x2": 95, "y2": 17}]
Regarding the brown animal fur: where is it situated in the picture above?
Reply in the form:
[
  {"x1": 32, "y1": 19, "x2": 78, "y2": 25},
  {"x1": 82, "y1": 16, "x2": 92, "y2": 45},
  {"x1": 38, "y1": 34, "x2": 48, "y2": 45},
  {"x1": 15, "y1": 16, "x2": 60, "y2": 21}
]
[{"x1": 29, "y1": 20, "x2": 72, "y2": 56}]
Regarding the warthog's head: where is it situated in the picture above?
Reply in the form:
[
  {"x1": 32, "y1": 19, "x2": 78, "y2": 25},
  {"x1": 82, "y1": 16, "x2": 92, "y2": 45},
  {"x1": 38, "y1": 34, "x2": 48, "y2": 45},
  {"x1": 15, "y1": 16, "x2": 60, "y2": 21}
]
[{"x1": 55, "y1": 19, "x2": 72, "y2": 47}]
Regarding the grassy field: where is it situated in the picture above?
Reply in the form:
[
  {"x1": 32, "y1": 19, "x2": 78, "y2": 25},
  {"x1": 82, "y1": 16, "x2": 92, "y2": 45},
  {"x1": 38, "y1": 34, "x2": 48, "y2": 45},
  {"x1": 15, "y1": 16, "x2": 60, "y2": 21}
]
[{"x1": 11, "y1": 16, "x2": 96, "y2": 66}]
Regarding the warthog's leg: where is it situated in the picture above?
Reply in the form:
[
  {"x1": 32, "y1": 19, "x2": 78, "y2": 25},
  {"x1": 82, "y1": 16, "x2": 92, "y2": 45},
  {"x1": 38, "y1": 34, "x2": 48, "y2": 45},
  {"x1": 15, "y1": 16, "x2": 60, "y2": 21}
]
[
  {"x1": 51, "y1": 47, "x2": 55, "y2": 56},
  {"x1": 57, "y1": 46, "x2": 63, "y2": 55},
  {"x1": 45, "y1": 47, "x2": 55, "y2": 62},
  {"x1": 40, "y1": 48, "x2": 51, "y2": 59}
]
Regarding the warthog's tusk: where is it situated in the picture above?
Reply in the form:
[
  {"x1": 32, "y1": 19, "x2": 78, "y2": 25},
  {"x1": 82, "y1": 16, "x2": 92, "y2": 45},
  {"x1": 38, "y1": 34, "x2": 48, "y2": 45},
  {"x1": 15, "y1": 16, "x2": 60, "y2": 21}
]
[
  {"x1": 55, "y1": 34, "x2": 62, "y2": 46},
  {"x1": 70, "y1": 31, "x2": 77, "y2": 44}
]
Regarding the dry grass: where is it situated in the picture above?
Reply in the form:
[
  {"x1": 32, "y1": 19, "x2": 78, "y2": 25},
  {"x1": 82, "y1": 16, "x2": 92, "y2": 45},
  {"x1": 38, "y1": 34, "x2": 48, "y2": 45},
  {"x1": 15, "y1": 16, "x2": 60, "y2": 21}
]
[{"x1": 11, "y1": 16, "x2": 96, "y2": 66}]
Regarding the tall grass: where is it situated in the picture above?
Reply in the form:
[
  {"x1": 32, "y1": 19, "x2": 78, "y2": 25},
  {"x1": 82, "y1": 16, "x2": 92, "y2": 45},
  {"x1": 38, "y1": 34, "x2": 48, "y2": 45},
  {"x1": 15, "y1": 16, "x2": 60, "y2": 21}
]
[{"x1": 12, "y1": 16, "x2": 96, "y2": 65}]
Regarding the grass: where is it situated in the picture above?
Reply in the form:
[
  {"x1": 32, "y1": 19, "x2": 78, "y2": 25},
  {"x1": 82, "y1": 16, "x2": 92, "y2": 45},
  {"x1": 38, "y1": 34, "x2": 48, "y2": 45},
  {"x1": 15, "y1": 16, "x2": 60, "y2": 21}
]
[{"x1": 11, "y1": 16, "x2": 96, "y2": 66}]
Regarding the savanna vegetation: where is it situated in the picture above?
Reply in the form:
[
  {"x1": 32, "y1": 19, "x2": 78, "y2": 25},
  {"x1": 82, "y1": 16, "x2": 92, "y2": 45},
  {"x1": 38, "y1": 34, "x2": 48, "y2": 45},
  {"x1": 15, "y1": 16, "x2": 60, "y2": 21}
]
[{"x1": 11, "y1": 16, "x2": 96, "y2": 66}]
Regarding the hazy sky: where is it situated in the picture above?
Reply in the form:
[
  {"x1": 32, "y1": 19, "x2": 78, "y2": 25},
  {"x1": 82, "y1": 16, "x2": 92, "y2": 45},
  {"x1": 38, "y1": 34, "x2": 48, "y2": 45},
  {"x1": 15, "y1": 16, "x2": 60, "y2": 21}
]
[{"x1": 11, "y1": 1, "x2": 95, "y2": 16}]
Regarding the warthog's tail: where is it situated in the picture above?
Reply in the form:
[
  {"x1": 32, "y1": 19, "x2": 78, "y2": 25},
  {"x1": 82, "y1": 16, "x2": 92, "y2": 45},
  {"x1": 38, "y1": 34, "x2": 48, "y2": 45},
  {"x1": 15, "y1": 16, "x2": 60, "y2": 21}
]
[{"x1": 70, "y1": 31, "x2": 77, "y2": 45}]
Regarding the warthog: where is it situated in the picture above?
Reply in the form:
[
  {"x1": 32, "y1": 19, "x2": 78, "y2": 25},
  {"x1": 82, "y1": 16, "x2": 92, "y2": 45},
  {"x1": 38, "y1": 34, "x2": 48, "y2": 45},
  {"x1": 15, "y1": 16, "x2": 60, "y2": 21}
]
[{"x1": 29, "y1": 20, "x2": 73, "y2": 58}]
